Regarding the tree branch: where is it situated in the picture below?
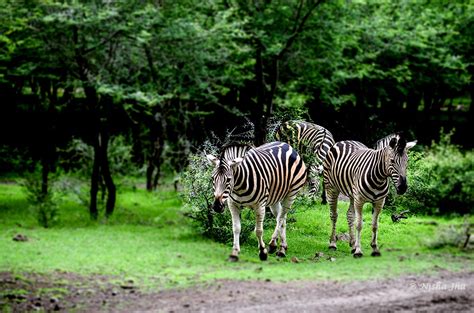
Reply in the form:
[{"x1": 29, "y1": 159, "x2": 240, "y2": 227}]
[
  {"x1": 83, "y1": 30, "x2": 123, "y2": 55},
  {"x1": 278, "y1": 0, "x2": 324, "y2": 59}
]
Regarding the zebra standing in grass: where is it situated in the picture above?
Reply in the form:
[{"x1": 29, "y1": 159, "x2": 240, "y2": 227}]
[
  {"x1": 323, "y1": 134, "x2": 416, "y2": 257},
  {"x1": 207, "y1": 142, "x2": 307, "y2": 261},
  {"x1": 275, "y1": 121, "x2": 335, "y2": 204}
]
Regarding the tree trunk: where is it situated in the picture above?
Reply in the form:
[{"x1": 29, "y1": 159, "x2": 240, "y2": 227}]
[
  {"x1": 254, "y1": 42, "x2": 266, "y2": 146},
  {"x1": 100, "y1": 132, "x2": 116, "y2": 218},
  {"x1": 90, "y1": 135, "x2": 100, "y2": 220},
  {"x1": 41, "y1": 158, "x2": 49, "y2": 199}
]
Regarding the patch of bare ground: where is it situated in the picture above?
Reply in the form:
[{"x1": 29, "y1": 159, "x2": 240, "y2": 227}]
[{"x1": 1, "y1": 270, "x2": 473, "y2": 312}]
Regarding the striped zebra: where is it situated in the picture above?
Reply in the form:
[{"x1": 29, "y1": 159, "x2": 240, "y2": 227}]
[
  {"x1": 207, "y1": 142, "x2": 307, "y2": 261},
  {"x1": 323, "y1": 135, "x2": 416, "y2": 257},
  {"x1": 275, "y1": 121, "x2": 335, "y2": 204}
]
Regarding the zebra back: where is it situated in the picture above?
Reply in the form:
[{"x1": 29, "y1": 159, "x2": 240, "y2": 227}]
[
  {"x1": 275, "y1": 121, "x2": 335, "y2": 165},
  {"x1": 231, "y1": 142, "x2": 307, "y2": 207},
  {"x1": 219, "y1": 143, "x2": 253, "y2": 163},
  {"x1": 323, "y1": 140, "x2": 390, "y2": 201}
]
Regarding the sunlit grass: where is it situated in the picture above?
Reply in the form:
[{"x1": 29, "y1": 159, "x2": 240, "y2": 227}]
[{"x1": 0, "y1": 183, "x2": 472, "y2": 289}]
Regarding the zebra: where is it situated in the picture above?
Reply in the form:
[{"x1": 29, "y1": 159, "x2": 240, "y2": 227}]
[
  {"x1": 275, "y1": 120, "x2": 335, "y2": 204},
  {"x1": 323, "y1": 134, "x2": 416, "y2": 257},
  {"x1": 206, "y1": 141, "x2": 307, "y2": 261}
]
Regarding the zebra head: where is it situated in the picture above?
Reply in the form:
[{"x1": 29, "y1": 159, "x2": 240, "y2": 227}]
[
  {"x1": 385, "y1": 135, "x2": 417, "y2": 195},
  {"x1": 206, "y1": 144, "x2": 251, "y2": 213}
]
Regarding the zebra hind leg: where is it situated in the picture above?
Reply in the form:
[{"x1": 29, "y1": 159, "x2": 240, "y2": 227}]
[
  {"x1": 327, "y1": 191, "x2": 339, "y2": 250},
  {"x1": 268, "y1": 203, "x2": 282, "y2": 254},
  {"x1": 255, "y1": 205, "x2": 268, "y2": 261},
  {"x1": 347, "y1": 199, "x2": 356, "y2": 253},
  {"x1": 352, "y1": 200, "x2": 364, "y2": 258},
  {"x1": 275, "y1": 199, "x2": 292, "y2": 258}
]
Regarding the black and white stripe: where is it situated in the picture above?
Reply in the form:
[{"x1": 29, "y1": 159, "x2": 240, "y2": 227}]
[
  {"x1": 323, "y1": 135, "x2": 416, "y2": 257},
  {"x1": 275, "y1": 121, "x2": 335, "y2": 203},
  {"x1": 207, "y1": 141, "x2": 307, "y2": 261}
]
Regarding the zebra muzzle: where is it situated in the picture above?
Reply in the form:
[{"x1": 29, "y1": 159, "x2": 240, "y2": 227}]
[
  {"x1": 212, "y1": 200, "x2": 225, "y2": 213},
  {"x1": 396, "y1": 176, "x2": 407, "y2": 195}
]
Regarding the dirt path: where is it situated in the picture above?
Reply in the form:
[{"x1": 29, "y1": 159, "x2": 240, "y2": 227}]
[{"x1": 1, "y1": 271, "x2": 473, "y2": 312}]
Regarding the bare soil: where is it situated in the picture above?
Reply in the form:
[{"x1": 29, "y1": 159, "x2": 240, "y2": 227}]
[{"x1": 1, "y1": 270, "x2": 473, "y2": 312}]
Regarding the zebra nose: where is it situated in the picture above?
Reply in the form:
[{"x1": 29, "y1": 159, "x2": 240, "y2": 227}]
[
  {"x1": 212, "y1": 199, "x2": 225, "y2": 213},
  {"x1": 397, "y1": 176, "x2": 407, "y2": 195}
]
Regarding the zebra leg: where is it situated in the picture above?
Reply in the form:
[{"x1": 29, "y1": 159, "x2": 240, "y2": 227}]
[
  {"x1": 228, "y1": 202, "x2": 241, "y2": 262},
  {"x1": 370, "y1": 199, "x2": 385, "y2": 257},
  {"x1": 353, "y1": 200, "x2": 364, "y2": 258},
  {"x1": 255, "y1": 205, "x2": 268, "y2": 261},
  {"x1": 327, "y1": 191, "x2": 339, "y2": 250},
  {"x1": 276, "y1": 199, "x2": 292, "y2": 257},
  {"x1": 268, "y1": 202, "x2": 282, "y2": 254},
  {"x1": 321, "y1": 179, "x2": 327, "y2": 205},
  {"x1": 347, "y1": 198, "x2": 356, "y2": 252}
]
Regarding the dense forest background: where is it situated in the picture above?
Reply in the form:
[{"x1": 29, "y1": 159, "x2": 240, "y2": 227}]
[{"x1": 1, "y1": 0, "x2": 472, "y2": 218}]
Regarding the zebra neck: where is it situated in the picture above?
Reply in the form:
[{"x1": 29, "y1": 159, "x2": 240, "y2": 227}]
[
  {"x1": 379, "y1": 149, "x2": 392, "y2": 177},
  {"x1": 369, "y1": 149, "x2": 391, "y2": 185}
]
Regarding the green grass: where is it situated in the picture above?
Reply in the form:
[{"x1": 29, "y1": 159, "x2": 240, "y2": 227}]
[{"x1": 0, "y1": 182, "x2": 472, "y2": 290}]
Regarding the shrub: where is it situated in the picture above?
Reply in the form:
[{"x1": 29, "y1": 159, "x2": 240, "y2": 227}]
[
  {"x1": 21, "y1": 171, "x2": 60, "y2": 228},
  {"x1": 388, "y1": 129, "x2": 474, "y2": 215}
]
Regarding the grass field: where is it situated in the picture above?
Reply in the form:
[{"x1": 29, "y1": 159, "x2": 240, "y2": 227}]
[{"x1": 0, "y1": 181, "x2": 472, "y2": 290}]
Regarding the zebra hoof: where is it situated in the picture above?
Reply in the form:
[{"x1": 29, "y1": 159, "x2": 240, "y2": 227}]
[
  {"x1": 371, "y1": 251, "x2": 381, "y2": 257},
  {"x1": 268, "y1": 244, "x2": 277, "y2": 254},
  {"x1": 259, "y1": 251, "x2": 268, "y2": 261},
  {"x1": 351, "y1": 248, "x2": 356, "y2": 254},
  {"x1": 353, "y1": 252, "x2": 363, "y2": 258},
  {"x1": 328, "y1": 246, "x2": 337, "y2": 251},
  {"x1": 276, "y1": 251, "x2": 286, "y2": 258},
  {"x1": 228, "y1": 255, "x2": 239, "y2": 262}
]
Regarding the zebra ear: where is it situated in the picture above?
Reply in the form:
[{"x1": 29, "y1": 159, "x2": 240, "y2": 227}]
[
  {"x1": 389, "y1": 137, "x2": 397, "y2": 149},
  {"x1": 206, "y1": 154, "x2": 220, "y2": 167},
  {"x1": 406, "y1": 140, "x2": 417, "y2": 150},
  {"x1": 229, "y1": 157, "x2": 244, "y2": 169}
]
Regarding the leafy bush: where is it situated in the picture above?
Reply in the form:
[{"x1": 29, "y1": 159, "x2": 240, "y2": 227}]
[
  {"x1": 388, "y1": 129, "x2": 473, "y2": 215},
  {"x1": 21, "y1": 171, "x2": 60, "y2": 228}
]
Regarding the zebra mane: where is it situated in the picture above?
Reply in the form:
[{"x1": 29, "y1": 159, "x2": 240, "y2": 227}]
[{"x1": 219, "y1": 142, "x2": 254, "y2": 162}]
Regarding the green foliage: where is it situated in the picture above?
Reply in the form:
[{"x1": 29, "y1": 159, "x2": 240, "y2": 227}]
[
  {"x1": 21, "y1": 172, "x2": 60, "y2": 228},
  {"x1": 389, "y1": 129, "x2": 474, "y2": 215},
  {"x1": 62, "y1": 136, "x2": 138, "y2": 178}
]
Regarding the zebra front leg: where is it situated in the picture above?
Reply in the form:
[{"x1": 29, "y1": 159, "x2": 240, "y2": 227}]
[
  {"x1": 268, "y1": 203, "x2": 282, "y2": 254},
  {"x1": 255, "y1": 205, "x2": 268, "y2": 261},
  {"x1": 353, "y1": 200, "x2": 364, "y2": 258},
  {"x1": 347, "y1": 199, "x2": 356, "y2": 252},
  {"x1": 327, "y1": 191, "x2": 339, "y2": 250},
  {"x1": 228, "y1": 202, "x2": 241, "y2": 262},
  {"x1": 371, "y1": 199, "x2": 385, "y2": 257}
]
